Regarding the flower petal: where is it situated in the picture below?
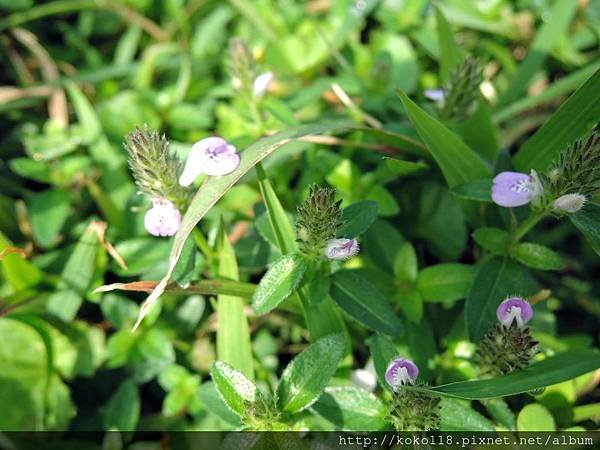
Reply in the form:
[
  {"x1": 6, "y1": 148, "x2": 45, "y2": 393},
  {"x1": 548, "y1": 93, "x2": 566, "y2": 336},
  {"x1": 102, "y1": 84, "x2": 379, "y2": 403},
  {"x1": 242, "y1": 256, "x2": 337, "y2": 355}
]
[
  {"x1": 253, "y1": 72, "x2": 274, "y2": 98},
  {"x1": 496, "y1": 297, "x2": 533, "y2": 327},
  {"x1": 202, "y1": 151, "x2": 240, "y2": 176},
  {"x1": 144, "y1": 199, "x2": 181, "y2": 237},
  {"x1": 491, "y1": 171, "x2": 533, "y2": 207}
]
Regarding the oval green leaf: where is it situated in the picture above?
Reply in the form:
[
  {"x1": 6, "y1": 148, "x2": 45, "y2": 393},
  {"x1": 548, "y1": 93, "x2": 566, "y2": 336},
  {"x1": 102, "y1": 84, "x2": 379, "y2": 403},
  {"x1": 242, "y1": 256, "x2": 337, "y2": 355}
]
[
  {"x1": 330, "y1": 270, "x2": 403, "y2": 336},
  {"x1": 312, "y1": 386, "x2": 388, "y2": 431},
  {"x1": 210, "y1": 360, "x2": 261, "y2": 418},
  {"x1": 251, "y1": 253, "x2": 307, "y2": 315},
  {"x1": 276, "y1": 333, "x2": 344, "y2": 414}
]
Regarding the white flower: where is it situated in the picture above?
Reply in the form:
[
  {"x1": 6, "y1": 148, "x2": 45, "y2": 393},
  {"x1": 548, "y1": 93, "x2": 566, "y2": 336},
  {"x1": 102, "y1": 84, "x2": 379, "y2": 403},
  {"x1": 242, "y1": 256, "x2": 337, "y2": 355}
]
[
  {"x1": 553, "y1": 193, "x2": 586, "y2": 214},
  {"x1": 324, "y1": 238, "x2": 359, "y2": 260},
  {"x1": 351, "y1": 360, "x2": 377, "y2": 392},
  {"x1": 144, "y1": 199, "x2": 181, "y2": 237},
  {"x1": 179, "y1": 137, "x2": 240, "y2": 186},
  {"x1": 252, "y1": 72, "x2": 274, "y2": 98}
]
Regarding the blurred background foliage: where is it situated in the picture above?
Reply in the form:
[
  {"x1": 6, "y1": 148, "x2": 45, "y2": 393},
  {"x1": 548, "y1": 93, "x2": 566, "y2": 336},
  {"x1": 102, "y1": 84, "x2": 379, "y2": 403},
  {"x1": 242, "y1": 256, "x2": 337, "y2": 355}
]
[{"x1": 0, "y1": 0, "x2": 599, "y2": 436}]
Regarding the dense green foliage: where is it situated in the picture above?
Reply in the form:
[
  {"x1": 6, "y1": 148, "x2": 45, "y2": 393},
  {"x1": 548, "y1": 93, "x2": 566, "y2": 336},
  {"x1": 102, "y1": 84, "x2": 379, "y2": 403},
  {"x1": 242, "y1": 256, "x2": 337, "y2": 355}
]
[{"x1": 0, "y1": 0, "x2": 599, "y2": 438}]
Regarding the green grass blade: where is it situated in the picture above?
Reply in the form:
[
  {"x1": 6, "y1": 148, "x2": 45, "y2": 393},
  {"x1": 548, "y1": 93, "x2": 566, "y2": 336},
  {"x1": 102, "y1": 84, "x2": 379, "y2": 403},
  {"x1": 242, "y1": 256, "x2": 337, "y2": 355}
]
[
  {"x1": 255, "y1": 164, "x2": 297, "y2": 254},
  {"x1": 494, "y1": 61, "x2": 600, "y2": 124},
  {"x1": 132, "y1": 121, "x2": 352, "y2": 330},
  {"x1": 412, "y1": 350, "x2": 600, "y2": 399},
  {"x1": 497, "y1": 0, "x2": 578, "y2": 107},
  {"x1": 397, "y1": 90, "x2": 491, "y2": 187},
  {"x1": 216, "y1": 221, "x2": 254, "y2": 380},
  {"x1": 513, "y1": 68, "x2": 600, "y2": 172}
]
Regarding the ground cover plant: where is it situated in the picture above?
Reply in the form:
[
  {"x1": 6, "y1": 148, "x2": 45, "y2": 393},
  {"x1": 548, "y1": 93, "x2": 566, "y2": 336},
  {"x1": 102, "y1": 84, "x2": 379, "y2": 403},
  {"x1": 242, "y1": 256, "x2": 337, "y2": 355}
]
[{"x1": 0, "y1": 0, "x2": 599, "y2": 442}]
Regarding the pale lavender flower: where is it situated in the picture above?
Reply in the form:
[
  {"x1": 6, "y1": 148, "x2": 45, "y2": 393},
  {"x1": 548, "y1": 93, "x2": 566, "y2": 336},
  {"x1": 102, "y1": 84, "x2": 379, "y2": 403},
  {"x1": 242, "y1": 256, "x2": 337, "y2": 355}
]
[
  {"x1": 179, "y1": 137, "x2": 240, "y2": 186},
  {"x1": 552, "y1": 193, "x2": 586, "y2": 213},
  {"x1": 252, "y1": 72, "x2": 274, "y2": 98},
  {"x1": 424, "y1": 88, "x2": 445, "y2": 103},
  {"x1": 144, "y1": 199, "x2": 181, "y2": 237},
  {"x1": 496, "y1": 297, "x2": 533, "y2": 328},
  {"x1": 491, "y1": 170, "x2": 542, "y2": 207},
  {"x1": 385, "y1": 357, "x2": 419, "y2": 390},
  {"x1": 325, "y1": 238, "x2": 359, "y2": 260}
]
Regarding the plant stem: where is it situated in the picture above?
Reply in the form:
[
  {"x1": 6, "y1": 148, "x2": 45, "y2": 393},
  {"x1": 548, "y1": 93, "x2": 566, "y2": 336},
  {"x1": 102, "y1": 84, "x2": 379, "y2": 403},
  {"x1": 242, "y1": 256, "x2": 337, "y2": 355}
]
[{"x1": 513, "y1": 210, "x2": 546, "y2": 243}]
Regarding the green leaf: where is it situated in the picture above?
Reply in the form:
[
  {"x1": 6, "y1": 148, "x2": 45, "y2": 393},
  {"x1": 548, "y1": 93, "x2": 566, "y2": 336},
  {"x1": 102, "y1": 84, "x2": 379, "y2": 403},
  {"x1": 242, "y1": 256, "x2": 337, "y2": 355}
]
[
  {"x1": 434, "y1": 4, "x2": 463, "y2": 83},
  {"x1": 417, "y1": 263, "x2": 474, "y2": 303},
  {"x1": 312, "y1": 386, "x2": 388, "y2": 431},
  {"x1": 0, "y1": 231, "x2": 43, "y2": 291},
  {"x1": 440, "y1": 398, "x2": 495, "y2": 431},
  {"x1": 197, "y1": 381, "x2": 242, "y2": 427},
  {"x1": 494, "y1": 61, "x2": 600, "y2": 124},
  {"x1": 393, "y1": 242, "x2": 418, "y2": 283},
  {"x1": 330, "y1": 270, "x2": 403, "y2": 336},
  {"x1": 482, "y1": 397, "x2": 516, "y2": 430},
  {"x1": 396, "y1": 90, "x2": 491, "y2": 187},
  {"x1": 384, "y1": 157, "x2": 429, "y2": 178},
  {"x1": 0, "y1": 318, "x2": 49, "y2": 430},
  {"x1": 473, "y1": 227, "x2": 511, "y2": 254},
  {"x1": 276, "y1": 333, "x2": 344, "y2": 414},
  {"x1": 256, "y1": 164, "x2": 297, "y2": 254},
  {"x1": 251, "y1": 253, "x2": 307, "y2": 315},
  {"x1": 512, "y1": 243, "x2": 563, "y2": 271},
  {"x1": 466, "y1": 257, "x2": 538, "y2": 341},
  {"x1": 27, "y1": 189, "x2": 70, "y2": 248},
  {"x1": 399, "y1": 289, "x2": 423, "y2": 324},
  {"x1": 454, "y1": 99, "x2": 499, "y2": 161},
  {"x1": 517, "y1": 404, "x2": 556, "y2": 431},
  {"x1": 513, "y1": 68, "x2": 600, "y2": 172},
  {"x1": 338, "y1": 200, "x2": 379, "y2": 238},
  {"x1": 133, "y1": 121, "x2": 352, "y2": 330},
  {"x1": 412, "y1": 350, "x2": 600, "y2": 400},
  {"x1": 497, "y1": 0, "x2": 578, "y2": 107},
  {"x1": 369, "y1": 334, "x2": 398, "y2": 390},
  {"x1": 570, "y1": 203, "x2": 600, "y2": 256},
  {"x1": 451, "y1": 179, "x2": 493, "y2": 202},
  {"x1": 216, "y1": 222, "x2": 254, "y2": 380},
  {"x1": 104, "y1": 380, "x2": 140, "y2": 431},
  {"x1": 211, "y1": 360, "x2": 261, "y2": 418}
]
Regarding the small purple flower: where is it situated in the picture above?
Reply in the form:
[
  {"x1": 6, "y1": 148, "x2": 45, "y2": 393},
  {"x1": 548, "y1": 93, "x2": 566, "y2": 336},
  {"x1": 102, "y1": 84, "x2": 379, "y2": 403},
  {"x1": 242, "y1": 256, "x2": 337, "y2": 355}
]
[
  {"x1": 424, "y1": 88, "x2": 445, "y2": 103},
  {"x1": 252, "y1": 72, "x2": 274, "y2": 98},
  {"x1": 553, "y1": 193, "x2": 586, "y2": 213},
  {"x1": 491, "y1": 170, "x2": 542, "y2": 207},
  {"x1": 325, "y1": 238, "x2": 359, "y2": 260},
  {"x1": 179, "y1": 137, "x2": 240, "y2": 186},
  {"x1": 144, "y1": 199, "x2": 181, "y2": 237},
  {"x1": 496, "y1": 297, "x2": 533, "y2": 328},
  {"x1": 385, "y1": 357, "x2": 419, "y2": 390}
]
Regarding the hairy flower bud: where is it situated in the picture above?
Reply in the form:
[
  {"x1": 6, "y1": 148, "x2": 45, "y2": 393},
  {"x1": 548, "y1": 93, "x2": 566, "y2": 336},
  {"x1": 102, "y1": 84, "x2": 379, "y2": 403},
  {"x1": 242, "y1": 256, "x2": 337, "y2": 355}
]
[
  {"x1": 124, "y1": 126, "x2": 191, "y2": 210},
  {"x1": 552, "y1": 193, "x2": 586, "y2": 214},
  {"x1": 296, "y1": 185, "x2": 344, "y2": 259},
  {"x1": 475, "y1": 297, "x2": 538, "y2": 377},
  {"x1": 438, "y1": 55, "x2": 484, "y2": 122}
]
